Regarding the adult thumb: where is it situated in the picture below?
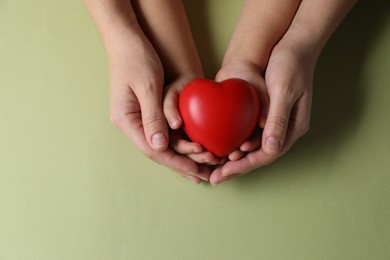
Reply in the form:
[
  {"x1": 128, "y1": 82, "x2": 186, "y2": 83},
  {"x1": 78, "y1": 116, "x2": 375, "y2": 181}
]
[
  {"x1": 137, "y1": 87, "x2": 169, "y2": 152},
  {"x1": 262, "y1": 96, "x2": 292, "y2": 156}
]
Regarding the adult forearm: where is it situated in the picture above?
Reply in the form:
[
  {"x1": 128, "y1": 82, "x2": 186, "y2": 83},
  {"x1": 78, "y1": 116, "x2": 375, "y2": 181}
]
[
  {"x1": 82, "y1": 0, "x2": 147, "y2": 61},
  {"x1": 132, "y1": 0, "x2": 203, "y2": 80},
  {"x1": 280, "y1": 0, "x2": 358, "y2": 62}
]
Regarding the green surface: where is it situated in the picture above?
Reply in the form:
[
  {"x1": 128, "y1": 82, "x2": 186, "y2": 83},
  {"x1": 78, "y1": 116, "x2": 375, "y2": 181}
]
[{"x1": 1, "y1": 0, "x2": 389, "y2": 259}]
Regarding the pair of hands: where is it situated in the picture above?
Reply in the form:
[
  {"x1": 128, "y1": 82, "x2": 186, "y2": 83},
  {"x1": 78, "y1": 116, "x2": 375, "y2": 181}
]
[{"x1": 110, "y1": 31, "x2": 314, "y2": 185}]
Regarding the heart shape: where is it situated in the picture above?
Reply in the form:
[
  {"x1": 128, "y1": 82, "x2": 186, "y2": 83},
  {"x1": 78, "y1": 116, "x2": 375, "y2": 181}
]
[{"x1": 179, "y1": 78, "x2": 260, "y2": 157}]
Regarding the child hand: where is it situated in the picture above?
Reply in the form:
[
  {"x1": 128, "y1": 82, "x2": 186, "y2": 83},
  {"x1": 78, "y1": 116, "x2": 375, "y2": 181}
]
[{"x1": 212, "y1": 61, "x2": 269, "y2": 161}]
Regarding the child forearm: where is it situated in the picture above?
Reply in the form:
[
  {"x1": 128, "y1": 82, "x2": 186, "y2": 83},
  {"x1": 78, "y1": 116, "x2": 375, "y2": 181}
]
[
  {"x1": 132, "y1": 0, "x2": 203, "y2": 81},
  {"x1": 82, "y1": 0, "x2": 137, "y2": 33},
  {"x1": 222, "y1": 0, "x2": 302, "y2": 73}
]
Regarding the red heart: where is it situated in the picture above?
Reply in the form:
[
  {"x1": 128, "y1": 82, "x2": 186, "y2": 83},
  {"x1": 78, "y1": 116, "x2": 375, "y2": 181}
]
[{"x1": 179, "y1": 78, "x2": 260, "y2": 157}]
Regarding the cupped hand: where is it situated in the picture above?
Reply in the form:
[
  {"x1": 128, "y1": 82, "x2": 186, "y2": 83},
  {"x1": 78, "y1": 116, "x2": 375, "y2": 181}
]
[
  {"x1": 210, "y1": 43, "x2": 314, "y2": 185},
  {"x1": 108, "y1": 33, "x2": 210, "y2": 183}
]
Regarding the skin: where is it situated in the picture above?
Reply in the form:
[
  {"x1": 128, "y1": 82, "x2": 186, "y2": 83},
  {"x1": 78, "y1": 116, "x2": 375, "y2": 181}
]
[
  {"x1": 167, "y1": 0, "x2": 302, "y2": 165},
  {"x1": 84, "y1": 0, "x2": 358, "y2": 185},
  {"x1": 82, "y1": 0, "x2": 211, "y2": 183},
  {"x1": 168, "y1": 0, "x2": 302, "y2": 179},
  {"x1": 210, "y1": 0, "x2": 358, "y2": 185}
]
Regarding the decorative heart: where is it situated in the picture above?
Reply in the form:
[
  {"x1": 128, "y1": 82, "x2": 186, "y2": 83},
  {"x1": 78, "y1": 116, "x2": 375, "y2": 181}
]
[{"x1": 179, "y1": 78, "x2": 260, "y2": 157}]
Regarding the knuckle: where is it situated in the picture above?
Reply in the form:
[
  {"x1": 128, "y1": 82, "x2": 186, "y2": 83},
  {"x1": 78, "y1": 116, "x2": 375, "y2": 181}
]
[
  {"x1": 163, "y1": 103, "x2": 176, "y2": 116},
  {"x1": 267, "y1": 116, "x2": 288, "y2": 133},
  {"x1": 269, "y1": 84, "x2": 298, "y2": 103},
  {"x1": 202, "y1": 154, "x2": 214, "y2": 164},
  {"x1": 110, "y1": 112, "x2": 123, "y2": 129},
  {"x1": 143, "y1": 111, "x2": 163, "y2": 127}
]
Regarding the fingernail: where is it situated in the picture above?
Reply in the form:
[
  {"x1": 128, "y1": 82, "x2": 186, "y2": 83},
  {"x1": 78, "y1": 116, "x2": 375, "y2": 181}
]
[
  {"x1": 188, "y1": 172, "x2": 208, "y2": 182},
  {"x1": 152, "y1": 132, "x2": 167, "y2": 150},
  {"x1": 187, "y1": 176, "x2": 201, "y2": 184},
  {"x1": 265, "y1": 137, "x2": 280, "y2": 154},
  {"x1": 198, "y1": 175, "x2": 209, "y2": 182}
]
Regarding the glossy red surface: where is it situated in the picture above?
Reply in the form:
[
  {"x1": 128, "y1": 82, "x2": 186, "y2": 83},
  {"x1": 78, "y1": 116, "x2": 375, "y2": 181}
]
[{"x1": 179, "y1": 78, "x2": 260, "y2": 157}]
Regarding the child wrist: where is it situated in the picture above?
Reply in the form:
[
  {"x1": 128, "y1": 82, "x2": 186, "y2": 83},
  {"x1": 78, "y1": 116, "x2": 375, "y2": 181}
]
[{"x1": 220, "y1": 59, "x2": 267, "y2": 76}]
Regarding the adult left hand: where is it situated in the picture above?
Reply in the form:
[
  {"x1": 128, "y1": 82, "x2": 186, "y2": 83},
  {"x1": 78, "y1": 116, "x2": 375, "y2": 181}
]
[{"x1": 210, "y1": 43, "x2": 314, "y2": 185}]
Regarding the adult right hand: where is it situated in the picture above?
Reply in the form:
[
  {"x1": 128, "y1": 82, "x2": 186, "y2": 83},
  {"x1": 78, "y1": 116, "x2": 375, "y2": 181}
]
[{"x1": 108, "y1": 29, "x2": 209, "y2": 183}]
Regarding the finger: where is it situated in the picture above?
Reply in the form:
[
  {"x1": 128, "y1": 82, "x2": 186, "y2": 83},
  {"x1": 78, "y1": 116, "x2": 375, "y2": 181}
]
[
  {"x1": 239, "y1": 128, "x2": 262, "y2": 152},
  {"x1": 258, "y1": 85, "x2": 269, "y2": 129},
  {"x1": 177, "y1": 164, "x2": 211, "y2": 182},
  {"x1": 135, "y1": 83, "x2": 169, "y2": 152},
  {"x1": 163, "y1": 86, "x2": 182, "y2": 129},
  {"x1": 187, "y1": 152, "x2": 223, "y2": 165},
  {"x1": 185, "y1": 169, "x2": 210, "y2": 182},
  {"x1": 117, "y1": 113, "x2": 201, "y2": 175},
  {"x1": 170, "y1": 132, "x2": 203, "y2": 154},
  {"x1": 210, "y1": 167, "x2": 240, "y2": 186},
  {"x1": 221, "y1": 149, "x2": 276, "y2": 177},
  {"x1": 228, "y1": 150, "x2": 245, "y2": 161},
  {"x1": 262, "y1": 93, "x2": 294, "y2": 156},
  {"x1": 196, "y1": 165, "x2": 212, "y2": 182},
  {"x1": 177, "y1": 172, "x2": 202, "y2": 184},
  {"x1": 185, "y1": 175, "x2": 202, "y2": 184},
  {"x1": 221, "y1": 94, "x2": 311, "y2": 177},
  {"x1": 209, "y1": 168, "x2": 223, "y2": 186},
  {"x1": 240, "y1": 138, "x2": 261, "y2": 152},
  {"x1": 109, "y1": 84, "x2": 204, "y2": 175},
  {"x1": 172, "y1": 140, "x2": 203, "y2": 154}
]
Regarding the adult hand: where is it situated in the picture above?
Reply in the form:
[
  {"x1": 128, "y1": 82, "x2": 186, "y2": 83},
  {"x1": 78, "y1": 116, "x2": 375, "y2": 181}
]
[
  {"x1": 83, "y1": 0, "x2": 212, "y2": 183},
  {"x1": 210, "y1": 43, "x2": 314, "y2": 185},
  {"x1": 109, "y1": 32, "x2": 210, "y2": 183}
]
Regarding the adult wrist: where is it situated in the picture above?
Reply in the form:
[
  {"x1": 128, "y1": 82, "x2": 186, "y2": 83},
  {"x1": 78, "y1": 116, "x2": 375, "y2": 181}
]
[
  {"x1": 103, "y1": 26, "x2": 152, "y2": 66},
  {"x1": 222, "y1": 45, "x2": 269, "y2": 75},
  {"x1": 277, "y1": 23, "x2": 325, "y2": 66}
]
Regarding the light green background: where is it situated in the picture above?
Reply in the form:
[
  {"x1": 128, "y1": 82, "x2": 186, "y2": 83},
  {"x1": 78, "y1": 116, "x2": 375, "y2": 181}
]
[{"x1": 1, "y1": 0, "x2": 389, "y2": 259}]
